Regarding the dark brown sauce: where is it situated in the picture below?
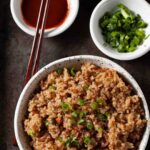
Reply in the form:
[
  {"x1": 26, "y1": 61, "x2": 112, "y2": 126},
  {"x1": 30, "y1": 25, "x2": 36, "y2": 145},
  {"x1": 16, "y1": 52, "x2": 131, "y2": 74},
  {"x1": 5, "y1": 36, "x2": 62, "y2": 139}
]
[{"x1": 21, "y1": 0, "x2": 69, "y2": 29}]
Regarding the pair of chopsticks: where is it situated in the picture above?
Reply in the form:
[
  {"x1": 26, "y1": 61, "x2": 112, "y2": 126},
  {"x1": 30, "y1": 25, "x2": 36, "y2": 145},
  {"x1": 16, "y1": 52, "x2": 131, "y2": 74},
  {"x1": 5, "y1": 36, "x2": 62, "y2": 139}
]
[
  {"x1": 25, "y1": 0, "x2": 51, "y2": 84},
  {"x1": 13, "y1": 0, "x2": 51, "y2": 146}
]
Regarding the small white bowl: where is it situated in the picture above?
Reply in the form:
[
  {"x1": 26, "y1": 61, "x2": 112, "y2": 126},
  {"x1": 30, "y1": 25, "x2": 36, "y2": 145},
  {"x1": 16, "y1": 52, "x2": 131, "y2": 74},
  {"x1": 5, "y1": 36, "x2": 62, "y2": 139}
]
[
  {"x1": 14, "y1": 55, "x2": 150, "y2": 150},
  {"x1": 10, "y1": 0, "x2": 79, "y2": 38},
  {"x1": 90, "y1": 0, "x2": 150, "y2": 60}
]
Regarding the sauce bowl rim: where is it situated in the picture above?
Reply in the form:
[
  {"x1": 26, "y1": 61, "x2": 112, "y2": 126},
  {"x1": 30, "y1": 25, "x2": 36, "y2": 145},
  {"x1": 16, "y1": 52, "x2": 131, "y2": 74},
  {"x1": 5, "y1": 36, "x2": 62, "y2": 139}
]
[{"x1": 10, "y1": 0, "x2": 79, "y2": 38}]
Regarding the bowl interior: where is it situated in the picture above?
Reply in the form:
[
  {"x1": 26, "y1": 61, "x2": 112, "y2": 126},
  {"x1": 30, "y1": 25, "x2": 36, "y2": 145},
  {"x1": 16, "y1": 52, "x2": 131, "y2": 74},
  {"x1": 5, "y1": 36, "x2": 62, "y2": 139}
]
[
  {"x1": 90, "y1": 0, "x2": 150, "y2": 60},
  {"x1": 15, "y1": 55, "x2": 150, "y2": 150},
  {"x1": 11, "y1": 0, "x2": 79, "y2": 37}
]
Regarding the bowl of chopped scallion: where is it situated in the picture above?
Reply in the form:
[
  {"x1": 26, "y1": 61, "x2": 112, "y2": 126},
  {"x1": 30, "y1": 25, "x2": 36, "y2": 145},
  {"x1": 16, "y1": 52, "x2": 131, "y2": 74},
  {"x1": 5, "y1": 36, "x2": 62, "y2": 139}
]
[{"x1": 90, "y1": 0, "x2": 150, "y2": 60}]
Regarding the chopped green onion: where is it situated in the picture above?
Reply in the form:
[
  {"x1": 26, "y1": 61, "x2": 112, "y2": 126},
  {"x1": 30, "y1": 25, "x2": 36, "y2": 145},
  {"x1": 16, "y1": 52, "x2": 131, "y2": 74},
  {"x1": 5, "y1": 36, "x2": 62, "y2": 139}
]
[
  {"x1": 78, "y1": 98, "x2": 85, "y2": 106},
  {"x1": 98, "y1": 114, "x2": 107, "y2": 122},
  {"x1": 71, "y1": 139, "x2": 80, "y2": 148},
  {"x1": 57, "y1": 136, "x2": 63, "y2": 142},
  {"x1": 65, "y1": 137, "x2": 72, "y2": 147},
  {"x1": 97, "y1": 127, "x2": 103, "y2": 132},
  {"x1": 96, "y1": 98, "x2": 104, "y2": 105},
  {"x1": 56, "y1": 68, "x2": 63, "y2": 75},
  {"x1": 65, "y1": 137, "x2": 80, "y2": 148},
  {"x1": 61, "y1": 102, "x2": 71, "y2": 111},
  {"x1": 105, "y1": 112, "x2": 111, "y2": 119},
  {"x1": 48, "y1": 85, "x2": 56, "y2": 90},
  {"x1": 87, "y1": 122, "x2": 94, "y2": 130},
  {"x1": 145, "y1": 34, "x2": 150, "y2": 40},
  {"x1": 70, "y1": 67, "x2": 76, "y2": 76},
  {"x1": 28, "y1": 130, "x2": 35, "y2": 137},
  {"x1": 96, "y1": 128, "x2": 103, "y2": 138},
  {"x1": 45, "y1": 118, "x2": 55, "y2": 126},
  {"x1": 79, "y1": 112, "x2": 86, "y2": 119},
  {"x1": 119, "y1": 4, "x2": 130, "y2": 19},
  {"x1": 71, "y1": 111, "x2": 78, "y2": 118},
  {"x1": 45, "y1": 120, "x2": 50, "y2": 127},
  {"x1": 91, "y1": 102, "x2": 98, "y2": 110},
  {"x1": 84, "y1": 137, "x2": 91, "y2": 145},
  {"x1": 78, "y1": 119, "x2": 85, "y2": 125},
  {"x1": 99, "y1": 3, "x2": 147, "y2": 53}
]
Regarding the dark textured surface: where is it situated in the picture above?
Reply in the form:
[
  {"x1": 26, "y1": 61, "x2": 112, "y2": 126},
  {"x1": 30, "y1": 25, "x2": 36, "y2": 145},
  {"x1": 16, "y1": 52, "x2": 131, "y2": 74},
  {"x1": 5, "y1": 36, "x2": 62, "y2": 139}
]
[{"x1": 0, "y1": 0, "x2": 150, "y2": 149}]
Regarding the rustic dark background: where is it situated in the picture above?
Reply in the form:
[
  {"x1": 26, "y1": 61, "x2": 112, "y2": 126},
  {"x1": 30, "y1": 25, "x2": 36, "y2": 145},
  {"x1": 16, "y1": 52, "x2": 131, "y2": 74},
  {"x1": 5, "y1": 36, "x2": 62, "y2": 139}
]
[{"x1": 0, "y1": 0, "x2": 150, "y2": 149}]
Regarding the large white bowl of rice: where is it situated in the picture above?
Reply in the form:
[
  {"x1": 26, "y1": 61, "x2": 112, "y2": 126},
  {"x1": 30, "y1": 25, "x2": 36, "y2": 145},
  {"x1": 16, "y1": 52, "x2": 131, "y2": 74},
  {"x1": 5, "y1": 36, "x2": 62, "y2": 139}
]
[{"x1": 14, "y1": 55, "x2": 150, "y2": 150}]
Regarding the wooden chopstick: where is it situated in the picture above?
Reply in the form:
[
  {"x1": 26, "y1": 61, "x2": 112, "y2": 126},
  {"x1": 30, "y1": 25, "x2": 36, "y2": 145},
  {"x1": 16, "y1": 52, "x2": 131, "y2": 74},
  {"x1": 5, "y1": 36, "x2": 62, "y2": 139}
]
[
  {"x1": 13, "y1": 0, "x2": 51, "y2": 147},
  {"x1": 25, "y1": 0, "x2": 51, "y2": 84},
  {"x1": 32, "y1": 0, "x2": 51, "y2": 75}
]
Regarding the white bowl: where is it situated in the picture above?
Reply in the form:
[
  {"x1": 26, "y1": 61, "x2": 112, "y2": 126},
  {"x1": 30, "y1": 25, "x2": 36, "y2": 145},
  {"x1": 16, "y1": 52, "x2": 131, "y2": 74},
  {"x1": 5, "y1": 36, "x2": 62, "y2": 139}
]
[
  {"x1": 90, "y1": 0, "x2": 150, "y2": 60},
  {"x1": 10, "y1": 0, "x2": 79, "y2": 38},
  {"x1": 14, "y1": 55, "x2": 150, "y2": 150}
]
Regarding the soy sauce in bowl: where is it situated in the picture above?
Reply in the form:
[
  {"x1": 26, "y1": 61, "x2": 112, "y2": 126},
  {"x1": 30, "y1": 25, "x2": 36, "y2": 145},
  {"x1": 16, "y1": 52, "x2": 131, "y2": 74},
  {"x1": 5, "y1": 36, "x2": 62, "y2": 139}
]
[{"x1": 21, "y1": 0, "x2": 69, "y2": 29}]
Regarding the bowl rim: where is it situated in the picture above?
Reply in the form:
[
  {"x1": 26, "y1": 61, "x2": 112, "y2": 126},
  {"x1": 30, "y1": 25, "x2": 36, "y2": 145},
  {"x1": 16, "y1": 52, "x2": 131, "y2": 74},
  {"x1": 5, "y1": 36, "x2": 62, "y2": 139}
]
[
  {"x1": 10, "y1": 0, "x2": 79, "y2": 38},
  {"x1": 14, "y1": 55, "x2": 150, "y2": 150},
  {"x1": 90, "y1": 0, "x2": 150, "y2": 60}
]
